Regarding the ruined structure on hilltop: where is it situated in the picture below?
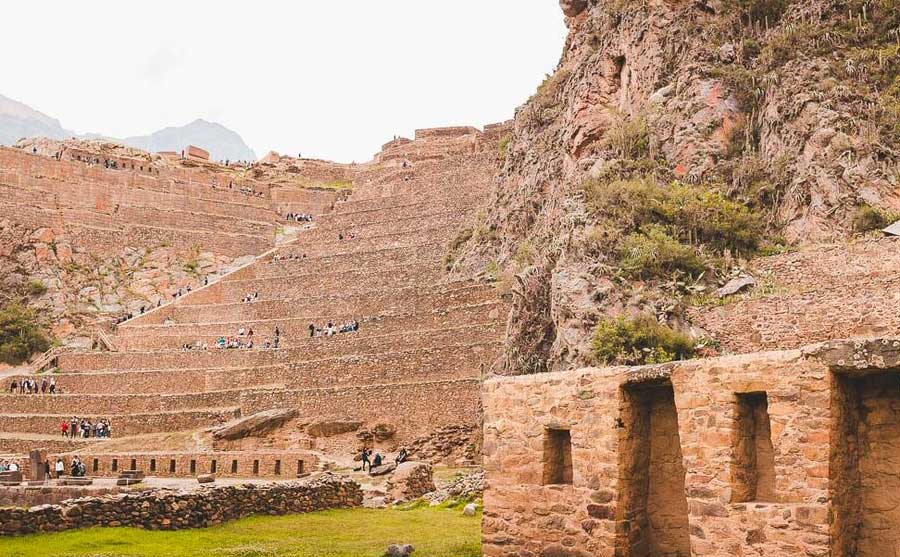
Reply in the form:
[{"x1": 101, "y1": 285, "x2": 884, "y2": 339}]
[{"x1": 0, "y1": 124, "x2": 510, "y2": 483}]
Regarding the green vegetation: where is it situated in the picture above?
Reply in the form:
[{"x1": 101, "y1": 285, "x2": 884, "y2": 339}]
[
  {"x1": 607, "y1": 110, "x2": 650, "y2": 160},
  {"x1": 497, "y1": 134, "x2": 511, "y2": 160},
  {"x1": 583, "y1": 176, "x2": 764, "y2": 279},
  {"x1": 852, "y1": 203, "x2": 897, "y2": 233},
  {"x1": 443, "y1": 226, "x2": 473, "y2": 270},
  {"x1": 320, "y1": 179, "x2": 354, "y2": 190},
  {"x1": 26, "y1": 279, "x2": 47, "y2": 297},
  {"x1": 0, "y1": 302, "x2": 51, "y2": 365},
  {"x1": 590, "y1": 314, "x2": 695, "y2": 366},
  {"x1": 0, "y1": 506, "x2": 481, "y2": 557},
  {"x1": 617, "y1": 224, "x2": 706, "y2": 279}
]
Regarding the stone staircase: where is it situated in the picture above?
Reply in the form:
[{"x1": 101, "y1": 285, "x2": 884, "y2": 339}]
[{"x1": 0, "y1": 126, "x2": 508, "y2": 478}]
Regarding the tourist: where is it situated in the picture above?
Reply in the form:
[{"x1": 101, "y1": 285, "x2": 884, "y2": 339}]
[
  {"x1": 396, "y1": 448, "x2": 408, "y2": 464},
  {"x1": 54, "y1": 458, "x2": 64, "y2": 479},
  {"x1": 49, "y1": 377, "x2": 56, "y2": 394},
  {"x1": 372, "y1": 453, "x2": 383, "y2": 468},
  {"x1": 43, "y1": 459, "x2": 51, "y2": 483},
  {"x1": 8, "y1": 461, "x2": 19, "y2": 472},
  {"x1": 360, "y1": 448, "x2": 371, "y2": 472},
  {"x1": 60, "y1": 420, "x2": 68, "y2": 437},
  {"x1": 309, "y1": 323, "x2": 315, "y2": 337}
]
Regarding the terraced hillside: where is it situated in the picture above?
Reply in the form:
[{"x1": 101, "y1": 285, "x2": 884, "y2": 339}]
[{"x1": 0, "y1": 126, "x2": 510, "y2": 478}]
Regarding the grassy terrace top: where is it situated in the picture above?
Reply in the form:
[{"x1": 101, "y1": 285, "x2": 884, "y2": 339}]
[{"x1": 0, "y1": 506, "x2": 481, "y2": 557}]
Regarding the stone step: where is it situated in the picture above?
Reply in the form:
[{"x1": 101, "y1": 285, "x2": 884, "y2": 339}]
[
  {"x1": 30, "y1": 341, "x2": 497, "y2": 395},
  {"x1": 179, "y1": 263, "x2": 443, "y2": 306},
  {"x1": 136, "y1": 282, "x2": 498, "y2": 326},
  {"x1": 58, "y1": 323, "x2": 503, "y2": 373},
  {"x1": 0, "y1": 407, "x2": 241, "y2": 436},
  {"x1": 113, "y1": 301, "x2": 503, "y2": 350}
]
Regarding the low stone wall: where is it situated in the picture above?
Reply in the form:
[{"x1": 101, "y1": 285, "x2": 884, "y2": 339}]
[
  {"x1": 0, "y1": 474, "x2": 362, "y2": 536},
  {"x1": 0, "y1": 486, "x2": 121, "y2": 508}
]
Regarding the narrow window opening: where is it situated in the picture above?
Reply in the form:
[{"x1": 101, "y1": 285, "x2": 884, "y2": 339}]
[
  {"x1": 253, "y1": 460, "x2": 260, "y2": 476},
  {"x1": 92, "y1": 458, "x2": 99, "y2": 472},
  {"x1": 149, "y1": 458, "x2": 156, "y2": 472},
  {"x1": 190, "y1": 460, "x2": 196, "y2": 475},
  {"x1": 130, "y1": 458, "x2": 137, "y2": 471},
  {"x1": 231, "y1": 460, "x2": 238, "y2": 474},
  {"x1": 169, "y1": 459, "x2": 176, "y2": 473},
  {"x1": 542, "y1": 428, "x2": 573, "y2": 485},
  {"x1": 210, "y1": 460, "x2": 217, "y2": 474},
  {"x1": 274, "y1": 459, "x2": 281, "y2": 475},
  {"x1": 111, "y1": 459, "x2": 118, "y2": 472},
  {"x1": 297, "y1": 460, "x2": 304, "y2": 475},
  {"x1": 732, "y1": 392, "x2": 776, "y2": 502}
]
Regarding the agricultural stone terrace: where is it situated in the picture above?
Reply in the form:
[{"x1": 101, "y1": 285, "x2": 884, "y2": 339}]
[{"x1": 0, "y1": 125, "x2": 509, "y2": 486}]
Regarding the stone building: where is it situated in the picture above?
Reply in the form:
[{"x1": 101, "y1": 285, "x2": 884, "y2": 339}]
[{"x1": 482, "y1": 339, "x2": 900, "y2": 556}]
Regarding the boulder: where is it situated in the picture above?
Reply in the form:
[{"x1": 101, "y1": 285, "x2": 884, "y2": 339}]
[
  {"x1": 385, "y1": 462, "x2": 435, "y2": 503},
  {"x1": 197, "y1": 474, "x2": 216, "y2": 484},
  {"x1": 715, "y1": 276, "x2": 756, "y2": 298},
  {"x1": 385, "y1": 544, "x2": 415, "y2": 557},
  {"x1": 463, "y1": 503, "x2": 478, "y2": 517},
  {"x1": 210, "y1": 408, "x2": 296, "y2": 441},
  {"x1": 369, "y1": 463, "x2": 398, "y2": 477}
]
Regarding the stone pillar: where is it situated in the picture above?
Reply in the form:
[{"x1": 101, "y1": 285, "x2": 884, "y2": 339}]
[{"x1": 28, "y1": 449, "x2": 47, "y2": 482}]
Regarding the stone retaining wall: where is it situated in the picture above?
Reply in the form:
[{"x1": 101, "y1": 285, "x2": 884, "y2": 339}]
[{"x1": 0, "y1": 474, "x2": 361, "y2": 535}]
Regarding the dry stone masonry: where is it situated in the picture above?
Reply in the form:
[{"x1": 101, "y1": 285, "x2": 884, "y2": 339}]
[
  {"x1": 482, "y1": 338, "x2": 900, "y2": 556},
  {"x1": 0, "y1": 474, "x2": 361, "y2": 536}
]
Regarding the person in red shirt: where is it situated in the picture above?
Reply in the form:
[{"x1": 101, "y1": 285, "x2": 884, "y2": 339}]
[{"x1": 61, "y1": 421, "x2": 68, "y2": 437}]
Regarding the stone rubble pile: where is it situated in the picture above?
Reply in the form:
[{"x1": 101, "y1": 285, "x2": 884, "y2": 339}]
[{"x1": 423, "y1": 469, "x2": 483, "y2": 505}]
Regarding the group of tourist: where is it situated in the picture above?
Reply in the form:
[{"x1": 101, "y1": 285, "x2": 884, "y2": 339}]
[
  {"x1": 241, "y1": 292, "x2": 260, "y2": 303},
  {"x1": 9, "y1": 377, "x2": 56, "y2": 394},
  {"x1": 68, "y1": 456, "x2": 87, "y2": 477},
  {"x1": 271, "y1": 252, "x2": 307, "y2": 262},
  {"x1": 0, "y1": 460, "x2": 21, "y2": 472},
  {"x1": 358, "y1": 447, "x2": 408, "y2": 472},
  {"x1": 61, "y1": 417, "x2": 112, "y2": 439},
  {"x1": 337, "y1": 232, "x2": 357, "y2": 241},
  {"x1": 308, "y1": 320, "x2": 359, "y2": 337},
  {"x1": 285, "y1": 212, "x2": 314, "y2": 223},
  {"x1": 214, "y1": 325, "x2": 282, "y2": 350}
]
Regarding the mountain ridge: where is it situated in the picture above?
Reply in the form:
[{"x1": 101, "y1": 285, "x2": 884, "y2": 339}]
[{"x1": 0, "y1": 93, "x2": 256, "y2": 161}]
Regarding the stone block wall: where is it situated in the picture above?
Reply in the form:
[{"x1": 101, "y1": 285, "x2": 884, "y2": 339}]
[
  {"x1": 481, "y1": 340, "x2": 900, "y2": 556},
  {"x1": 0, "y1": 474, "x2": 362, "y2": 535}
]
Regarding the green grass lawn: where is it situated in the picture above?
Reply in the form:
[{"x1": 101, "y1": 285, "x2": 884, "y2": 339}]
[{"x1": 0, "y1": 506, "x2": 481, "y2": 557}]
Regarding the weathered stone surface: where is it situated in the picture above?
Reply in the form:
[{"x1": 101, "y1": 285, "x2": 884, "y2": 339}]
[
  {"x1": 385, "y1": 462, "x2": 435, "y2": 503},
  {"x1": 211, "y1": 409, "x2": 297, "y2": 441},
  {"x1": 384, "y1": 544, "x2": 414, "y2": 557}
]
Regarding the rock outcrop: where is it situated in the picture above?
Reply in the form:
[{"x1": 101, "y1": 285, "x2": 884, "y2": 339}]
[{"x1": 451, "y1": 0, "x2": 900, "y2": 373}]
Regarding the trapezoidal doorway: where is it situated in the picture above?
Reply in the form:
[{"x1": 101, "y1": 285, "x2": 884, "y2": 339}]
[
  {"x1": 832, "y1": 371, "x2": 900, "y2": 556},
  {"x1": 616, "y1": 379, "x2": 691, "y2": 557}
]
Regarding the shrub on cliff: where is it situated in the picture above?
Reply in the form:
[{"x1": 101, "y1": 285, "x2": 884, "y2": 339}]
[
  {"x1": 583, "y1": 177, "x2": 765, "y2": 278},
  {"x1": 617, "y1": 225, "x2": 706, "y2": 279},
  {"x1": 852, "y1": 204, "x2": 896, "y2": 233},
  {"x1": 590, "y1": 315, "x2": 695, "y2": 366},
  {"x1": 0, "y1": 302, "x2": 51, "y2": 365}
]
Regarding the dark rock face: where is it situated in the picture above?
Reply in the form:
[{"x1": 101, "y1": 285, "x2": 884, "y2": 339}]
[
  {"x1": 560, "y1": 0, "x2": 588, "y2": 18},
  {"x1": 0, "y1": 473, "x2": 362, "y2": 536}
]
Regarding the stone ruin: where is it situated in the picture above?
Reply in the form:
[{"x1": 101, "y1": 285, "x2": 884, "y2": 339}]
[
  {"x1": 482, "y1": 338, "x2": 900, "y2": 556},
  {"x1": 0, "y1": 124, "x2": 511, "y2": 506}
]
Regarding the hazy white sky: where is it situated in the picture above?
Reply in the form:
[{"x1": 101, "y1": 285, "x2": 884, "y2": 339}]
[{"x1": 1, "y1": 1, "x2": 566, "y2": 162}]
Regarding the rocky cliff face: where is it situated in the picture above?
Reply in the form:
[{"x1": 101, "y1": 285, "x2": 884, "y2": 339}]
[{"x1": 452, "y1": 0, "x2": 900, "y2": 374}]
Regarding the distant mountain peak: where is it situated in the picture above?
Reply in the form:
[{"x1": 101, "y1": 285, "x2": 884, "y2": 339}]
[{"x1": 0, "y1": 93, "x2": 257, "y2": 162}]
